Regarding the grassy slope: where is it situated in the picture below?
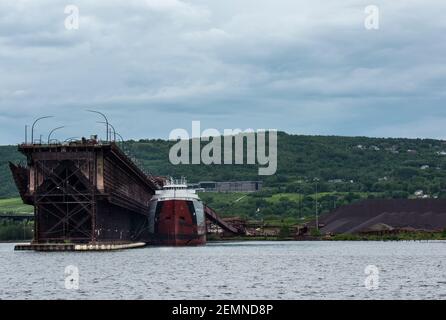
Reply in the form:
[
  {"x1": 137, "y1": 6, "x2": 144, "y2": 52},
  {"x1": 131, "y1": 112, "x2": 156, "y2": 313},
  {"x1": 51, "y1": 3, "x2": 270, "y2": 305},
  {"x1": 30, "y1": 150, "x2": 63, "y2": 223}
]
[{"x1": 0, "y1": 198, "x2": 33, "y2": 214}]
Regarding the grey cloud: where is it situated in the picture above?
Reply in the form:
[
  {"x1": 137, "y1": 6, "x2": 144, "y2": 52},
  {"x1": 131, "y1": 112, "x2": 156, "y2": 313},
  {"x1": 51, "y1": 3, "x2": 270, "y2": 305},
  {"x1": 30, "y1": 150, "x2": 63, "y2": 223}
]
[{"x1": 0, "y1": 0, "x2": 445, "y2": 144}]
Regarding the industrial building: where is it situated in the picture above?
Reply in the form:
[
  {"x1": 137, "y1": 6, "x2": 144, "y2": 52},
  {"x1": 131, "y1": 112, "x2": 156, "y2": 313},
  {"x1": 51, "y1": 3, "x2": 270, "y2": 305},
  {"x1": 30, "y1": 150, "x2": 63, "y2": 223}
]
[{"x1": 190, "y1": 181, "x2": 263, "y2": 192}]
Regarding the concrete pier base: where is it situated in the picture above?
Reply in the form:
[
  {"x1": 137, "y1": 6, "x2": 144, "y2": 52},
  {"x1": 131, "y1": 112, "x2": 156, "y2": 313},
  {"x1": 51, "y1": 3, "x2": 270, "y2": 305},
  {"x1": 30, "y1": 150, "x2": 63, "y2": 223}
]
[{"x1": 14, "y1": 242, "x2": 146, "y2": 251}]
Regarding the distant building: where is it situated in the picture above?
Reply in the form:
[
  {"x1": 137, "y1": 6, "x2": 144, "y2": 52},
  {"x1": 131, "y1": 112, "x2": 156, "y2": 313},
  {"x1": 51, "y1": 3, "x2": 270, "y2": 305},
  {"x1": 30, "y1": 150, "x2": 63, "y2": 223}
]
[
  {"x1": 190, "y1": 181, "x2": 263, "y2": 192},
  {"x1": 386, "y1": 146, "x2": 399, "y2": 154},
  {"x1": 414, "y1": 190, "x2": 424, "y2": 198},
  {"x1": 328, "y1": 179, "x2": 344, "y2": 183}
]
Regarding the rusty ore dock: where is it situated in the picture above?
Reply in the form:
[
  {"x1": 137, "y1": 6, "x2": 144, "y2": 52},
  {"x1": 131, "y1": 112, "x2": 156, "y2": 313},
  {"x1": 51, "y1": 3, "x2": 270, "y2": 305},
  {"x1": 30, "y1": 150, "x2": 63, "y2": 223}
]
[{"x1": 10, "y1": 138, "x2": 238, "y2": 251}]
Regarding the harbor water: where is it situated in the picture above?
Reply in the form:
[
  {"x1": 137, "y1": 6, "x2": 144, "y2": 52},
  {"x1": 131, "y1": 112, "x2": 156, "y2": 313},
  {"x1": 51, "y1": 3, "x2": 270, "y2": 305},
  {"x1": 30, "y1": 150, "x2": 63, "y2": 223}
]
[{"x1": 1, "y1": 241, "x2": 445, "y2": 300}]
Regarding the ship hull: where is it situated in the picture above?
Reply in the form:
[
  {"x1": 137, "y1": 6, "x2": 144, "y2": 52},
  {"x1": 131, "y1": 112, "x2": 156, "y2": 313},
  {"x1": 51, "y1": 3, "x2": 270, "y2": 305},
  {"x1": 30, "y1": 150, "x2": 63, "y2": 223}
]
[{"x1": 148, "y1": 199, "x2": 206, "y2": 246}]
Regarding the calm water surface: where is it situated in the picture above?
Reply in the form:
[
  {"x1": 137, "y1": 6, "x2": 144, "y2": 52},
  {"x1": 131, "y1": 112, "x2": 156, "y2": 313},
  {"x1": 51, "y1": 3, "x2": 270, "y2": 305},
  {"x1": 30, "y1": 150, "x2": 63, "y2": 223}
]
[{"x1": 1, "y1": 241, "x2": 445, "y2": 300}]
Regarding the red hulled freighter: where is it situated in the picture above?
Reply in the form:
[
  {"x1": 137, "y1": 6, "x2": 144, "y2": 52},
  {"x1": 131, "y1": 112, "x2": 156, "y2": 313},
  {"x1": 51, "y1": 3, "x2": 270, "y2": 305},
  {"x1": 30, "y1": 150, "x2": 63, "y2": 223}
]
[{"x1": 148, "y1": 178, "x2": 206, "y2": 246}]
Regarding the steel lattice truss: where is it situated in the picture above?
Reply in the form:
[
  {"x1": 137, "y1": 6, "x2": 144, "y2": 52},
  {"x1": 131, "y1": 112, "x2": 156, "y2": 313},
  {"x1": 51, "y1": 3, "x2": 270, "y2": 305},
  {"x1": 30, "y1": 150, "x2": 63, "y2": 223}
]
[{"x1": 34, "y1": 159, "x2": 95, "y2": 242}]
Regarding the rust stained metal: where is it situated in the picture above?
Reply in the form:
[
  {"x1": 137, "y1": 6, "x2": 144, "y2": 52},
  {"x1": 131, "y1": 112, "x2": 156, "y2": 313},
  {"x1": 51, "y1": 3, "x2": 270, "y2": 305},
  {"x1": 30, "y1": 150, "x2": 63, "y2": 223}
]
[{"x1": 11, "y1": 141, "x2": 161, "y2": 244}]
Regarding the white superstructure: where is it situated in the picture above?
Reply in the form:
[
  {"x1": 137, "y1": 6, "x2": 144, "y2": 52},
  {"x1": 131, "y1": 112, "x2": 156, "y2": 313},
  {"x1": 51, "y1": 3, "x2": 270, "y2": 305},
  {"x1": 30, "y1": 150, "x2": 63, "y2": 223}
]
[{"x1": 152, "y1": 177, "x2": 200, "y2": 201}]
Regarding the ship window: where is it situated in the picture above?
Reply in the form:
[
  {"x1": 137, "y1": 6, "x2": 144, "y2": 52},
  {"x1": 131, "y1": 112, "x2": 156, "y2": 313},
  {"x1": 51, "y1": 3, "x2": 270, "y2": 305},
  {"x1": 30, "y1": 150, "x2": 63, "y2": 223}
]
[{"x1": 180, "y1": 216, "x2": 185, "y2": 220}]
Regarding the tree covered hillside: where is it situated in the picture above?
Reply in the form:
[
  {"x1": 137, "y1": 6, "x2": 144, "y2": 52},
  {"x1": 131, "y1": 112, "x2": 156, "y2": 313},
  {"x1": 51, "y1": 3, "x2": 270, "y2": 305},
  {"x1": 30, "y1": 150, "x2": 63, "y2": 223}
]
[
  {"x1": 0, "y1": 146, "x2": 26, "y2": 198},
  {"x1": 2, "y1": 132, "x2": 446, "y2": 217}
]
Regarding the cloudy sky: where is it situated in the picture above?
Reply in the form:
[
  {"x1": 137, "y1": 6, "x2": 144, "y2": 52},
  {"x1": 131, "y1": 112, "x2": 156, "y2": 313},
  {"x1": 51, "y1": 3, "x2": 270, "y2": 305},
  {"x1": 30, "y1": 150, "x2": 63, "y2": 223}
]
[{"x1": 0, "y1": 0, "x2": 445, "y2": 144}]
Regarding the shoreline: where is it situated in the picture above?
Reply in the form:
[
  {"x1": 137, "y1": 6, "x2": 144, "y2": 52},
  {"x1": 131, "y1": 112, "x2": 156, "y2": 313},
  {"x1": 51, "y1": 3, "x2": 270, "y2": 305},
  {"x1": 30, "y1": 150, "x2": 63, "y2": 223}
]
[
  {"x1": 3, "y1": 232, "x2": 446, "y2": 244},
  {"x1": 207, "y1": 238, "x2": 446, "y2": 242}
]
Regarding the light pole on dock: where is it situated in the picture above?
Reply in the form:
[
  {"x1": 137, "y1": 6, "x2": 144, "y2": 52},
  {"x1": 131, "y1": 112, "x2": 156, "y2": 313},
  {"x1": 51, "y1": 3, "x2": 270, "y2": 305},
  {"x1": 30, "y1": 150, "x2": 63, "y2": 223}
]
[
  {"x1": 87, "y1": 110, "x2": 109, "y2": 142},
  {"x1": 31, "y1": 116, "x2": 53, "y2": 145},
  {"x1": 97, "y1": 121, "x2": 117, "y2": 142},
  {"x1": 314, "y1": 178, "x2": 319, "y2": 231},
  {"x1": 48, "y1": 126, "x2": 65, "y2": 144}
]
